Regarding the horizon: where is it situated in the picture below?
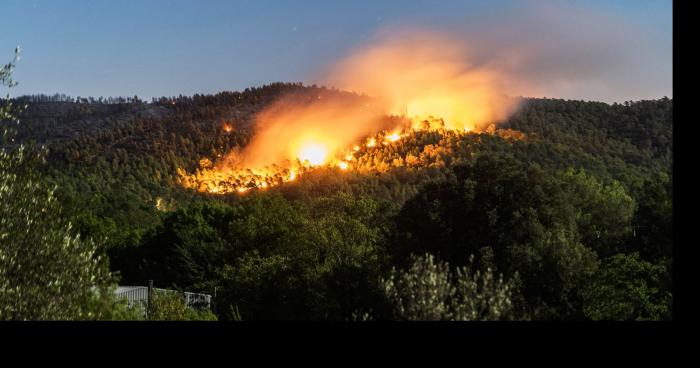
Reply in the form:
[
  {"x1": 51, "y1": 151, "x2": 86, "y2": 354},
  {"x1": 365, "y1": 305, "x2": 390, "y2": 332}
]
[
  {"x1": 11, "y1": 81, "x2": 672, "y2": 106},
  {"x1": 3, "y1": 0, "x2": 672, "y2": 104}
]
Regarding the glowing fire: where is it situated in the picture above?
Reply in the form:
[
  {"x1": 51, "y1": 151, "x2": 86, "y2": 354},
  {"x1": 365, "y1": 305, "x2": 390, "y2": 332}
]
[
  {"x1": 386, "y1": 132, "x2": 401, "y2": 142},
  {"x1": 178, "y1": 126, "x2": 525, "y2": 194},
  {"x1": 178, "y1": 28, "x2": 529, "y2": 195},
  {"x1": 298, "y1": 143, "x2": 328, "y2": 166}
]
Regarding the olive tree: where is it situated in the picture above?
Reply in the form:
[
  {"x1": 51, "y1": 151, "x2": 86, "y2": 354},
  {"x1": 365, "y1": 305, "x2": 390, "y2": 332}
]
[
  {"x1": 382, "y1": 253, "x2": 517, "y2": 321},
  {"x1": 0, "y1": 48, "x2": 117, "y2": 320}
]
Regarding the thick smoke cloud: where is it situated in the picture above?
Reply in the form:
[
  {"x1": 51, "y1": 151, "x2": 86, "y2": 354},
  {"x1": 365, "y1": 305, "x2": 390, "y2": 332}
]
[
  {"x1": 318, "y1": 1, "x2": 669, "y2": 103},
  {"x1": 322, "y1": 30, "x2": 520, "y2": 131},
  {"x1": 223, "y1": 1, "x2": 670, "y2": 171}
]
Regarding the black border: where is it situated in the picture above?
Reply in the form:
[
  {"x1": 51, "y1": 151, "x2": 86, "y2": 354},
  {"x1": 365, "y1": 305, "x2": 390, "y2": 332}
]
[{"x1": 0, "y1": 0, "x2": 688, "y2": 357}]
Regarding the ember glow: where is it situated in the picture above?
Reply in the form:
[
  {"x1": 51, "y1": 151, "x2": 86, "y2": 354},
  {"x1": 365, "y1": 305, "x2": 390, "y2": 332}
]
[
  {"x1": 298, "y1": 143, "x2": 328, "y2": 166},
  {"x1": 386, "y1": 132, "x2": 401, "y2": 143},
  {"x1": 179, "y1": 29, "x2": 528, "y2": 194}
]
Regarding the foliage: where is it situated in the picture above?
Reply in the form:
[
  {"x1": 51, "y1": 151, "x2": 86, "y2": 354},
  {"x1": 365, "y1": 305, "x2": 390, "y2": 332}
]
[
  {"x1": 582, "y1": 252, "x2": 671, "y2": 320},
  {"x1": 392, "y1": 154, "x2": 603, "y2": 318},
  {"x1": 382, "y1": 254, "x2": 517, "y2": 321},
  {"x1": 87, "y1": 287, "x2": 145, "y2": 321},
  {"x1": 1, "y1": 48, "x2": 20, "y2": 121},
  {"x1": 4, "y1": 80, "x2": 673, "y2": 320},
  {"x1": 1, "y1": 49, "x2": 116, "y2": 320},
  {"x1": 147, "y1": 290, "x2": 217, "y2": 321},
  {"x1": 626, "y1": 172, "x2": 672, "y2": 261},
  {"x1": 557, "y1": 168, "x2": 636, "y2": 256}
]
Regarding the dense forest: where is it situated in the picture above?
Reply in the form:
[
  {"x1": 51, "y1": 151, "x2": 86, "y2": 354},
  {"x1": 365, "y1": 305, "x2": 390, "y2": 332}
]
[{"x1": 2, "y1": 70, "x2": 672, "y2": 320}]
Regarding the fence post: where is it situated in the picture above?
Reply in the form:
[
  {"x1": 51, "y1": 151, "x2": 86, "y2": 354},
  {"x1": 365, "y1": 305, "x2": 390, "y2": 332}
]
[
  {"x1": 147, "y1": 280, "x2": 154, "y2": 319},
  {"x1": 213, "y1": 287, "x2": 217, "y2": 314}
]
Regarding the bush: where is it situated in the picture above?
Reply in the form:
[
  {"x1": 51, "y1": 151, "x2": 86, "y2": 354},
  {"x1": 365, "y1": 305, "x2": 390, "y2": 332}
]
[
  {"x1": 382, "y1": 254, "x2": 517, "y2": 321},
  {"x1": 147, "y1": 291, "x2": 217, "y2": 321}
]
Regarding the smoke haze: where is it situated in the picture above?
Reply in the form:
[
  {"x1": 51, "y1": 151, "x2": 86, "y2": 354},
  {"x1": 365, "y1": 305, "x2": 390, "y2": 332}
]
[{"x1": 223, "y1": 1, "x2": 670, "y2": 170}]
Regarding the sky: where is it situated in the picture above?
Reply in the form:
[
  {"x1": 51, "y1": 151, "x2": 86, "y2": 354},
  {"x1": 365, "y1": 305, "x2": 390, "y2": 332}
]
[{"x1": 2, "y1": 0, "x2": 672, "y2": 103}]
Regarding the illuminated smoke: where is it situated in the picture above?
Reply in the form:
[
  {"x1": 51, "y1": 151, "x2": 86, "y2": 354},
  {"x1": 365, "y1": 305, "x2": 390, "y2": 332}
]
[
  {"x1": 323, "y1": 29, "x2": 521, "y2": 132},
  {"x1": 223, "y1": 29, "x2": 522, "y2": 173}
]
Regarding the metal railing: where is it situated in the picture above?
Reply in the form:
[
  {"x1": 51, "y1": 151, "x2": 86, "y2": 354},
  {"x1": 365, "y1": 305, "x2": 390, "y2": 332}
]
[
  {"x1": 115, "y1": 285, "x2": 212, "y2": 311},
  {"x1": 115, "y1": 286, "x2": 149, "y2": 306}
]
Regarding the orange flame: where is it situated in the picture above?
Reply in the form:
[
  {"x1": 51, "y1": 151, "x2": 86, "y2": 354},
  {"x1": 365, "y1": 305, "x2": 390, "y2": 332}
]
[{"x1": 181, "y1": 29, "x2": 527, "y2": 194}]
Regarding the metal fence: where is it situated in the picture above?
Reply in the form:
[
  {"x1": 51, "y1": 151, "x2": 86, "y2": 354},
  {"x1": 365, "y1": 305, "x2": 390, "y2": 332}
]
[
  {"x1": 152, "y1": 288, "x2": 212, "y2": 310},
  {"x1": 115, "y1": 285, "x2": 212, "y2": 311}
]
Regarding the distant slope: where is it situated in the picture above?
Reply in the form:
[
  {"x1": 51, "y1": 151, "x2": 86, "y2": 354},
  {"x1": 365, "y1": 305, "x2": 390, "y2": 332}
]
[
  {"x1": 3, "y1": 83, "x2": 672, "y2": 231},
  {"x1": 9, "y1": 102, "x2": 172, "y2": 146}
]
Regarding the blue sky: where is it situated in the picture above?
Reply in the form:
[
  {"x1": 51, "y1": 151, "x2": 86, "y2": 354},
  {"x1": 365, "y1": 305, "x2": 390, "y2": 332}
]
[{"x1": 2, "y1": 0, "x2": 671, "y2": 102}]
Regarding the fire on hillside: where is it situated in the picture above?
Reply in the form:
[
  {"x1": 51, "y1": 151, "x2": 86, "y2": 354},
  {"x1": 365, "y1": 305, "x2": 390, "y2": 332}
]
[{"x1": 178, "y1": 30, "x2": 528, "y2": 194}]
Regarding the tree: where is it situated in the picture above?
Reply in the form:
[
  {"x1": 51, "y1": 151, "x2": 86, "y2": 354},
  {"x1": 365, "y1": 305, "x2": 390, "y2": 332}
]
[
  {"x1": 215, "y1": 252, "x2": 313, "y2": 320},
  {"x1": 392, "y1": 154, "x2": 600, "y2": 319},
  {"x1": 556, "y1": 169, "x2": 636, "y2": 257},
  {"x1": 0, "y1": 47, "x2": 20, "y2": 121},
  {"x1": 382, "y1": 253, "x2": 517, "y2": 321},
  {"x1": 628, "y1": 172, "x2": 672, "y2": 261},
  {"x1": 0, "y1": 49, "x2": 115, "y2": 320},
  {"x1": 582, "y1": 253, "x2": 671, "y2": 320}
]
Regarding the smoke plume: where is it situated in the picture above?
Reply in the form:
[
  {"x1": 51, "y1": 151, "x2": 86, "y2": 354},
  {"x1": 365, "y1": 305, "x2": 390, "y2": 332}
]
[{"x1": 222, "y1": 1, "x2": 667, "y2": 171}]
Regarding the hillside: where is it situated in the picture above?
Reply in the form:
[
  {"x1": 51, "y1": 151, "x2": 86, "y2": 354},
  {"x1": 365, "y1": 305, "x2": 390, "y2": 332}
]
[{"x1": 2, "y1": 83, "x2": 673, "y2": 320}]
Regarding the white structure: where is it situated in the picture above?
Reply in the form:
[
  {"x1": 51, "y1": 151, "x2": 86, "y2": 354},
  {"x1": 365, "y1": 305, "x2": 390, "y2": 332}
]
[{"x1": 115, "y1": 285, "x2": 212, "y2": 311}]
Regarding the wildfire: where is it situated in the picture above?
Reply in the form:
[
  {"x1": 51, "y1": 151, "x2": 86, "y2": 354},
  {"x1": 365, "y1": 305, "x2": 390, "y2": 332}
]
[
  {"x1": 178, "y1": 124, "x2": 526, "y2": 195},
  {"x1": 177, "y1": 28, "x2": 530, "y2": 195},
  {"x1": 181, "y1": 128, "x2": 409, "y2": 194},
  {"x1": 386, "y1": 132, "x2": 401, "y2": 143},
  {"x1": 322, "y1": 30, "x2": 521, "y2": 132},
  {"x1": 298, "y1": 143, "x2": 328, "y2": 166}
]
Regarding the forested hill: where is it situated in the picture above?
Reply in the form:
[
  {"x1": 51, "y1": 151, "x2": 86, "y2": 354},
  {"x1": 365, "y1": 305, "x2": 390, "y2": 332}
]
[
  {"x1": 505, "y1": 97, "x2": 672, "y2": 177},
  {"x1": 11, "y1": 101, "x2": 171, "y2": 146},
  {"x1": 9, "y1": 85, "x2": 672, "y2": 196},
  {"x1": 2, "y1": 83, "x2": 673, "y2": 320}
]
